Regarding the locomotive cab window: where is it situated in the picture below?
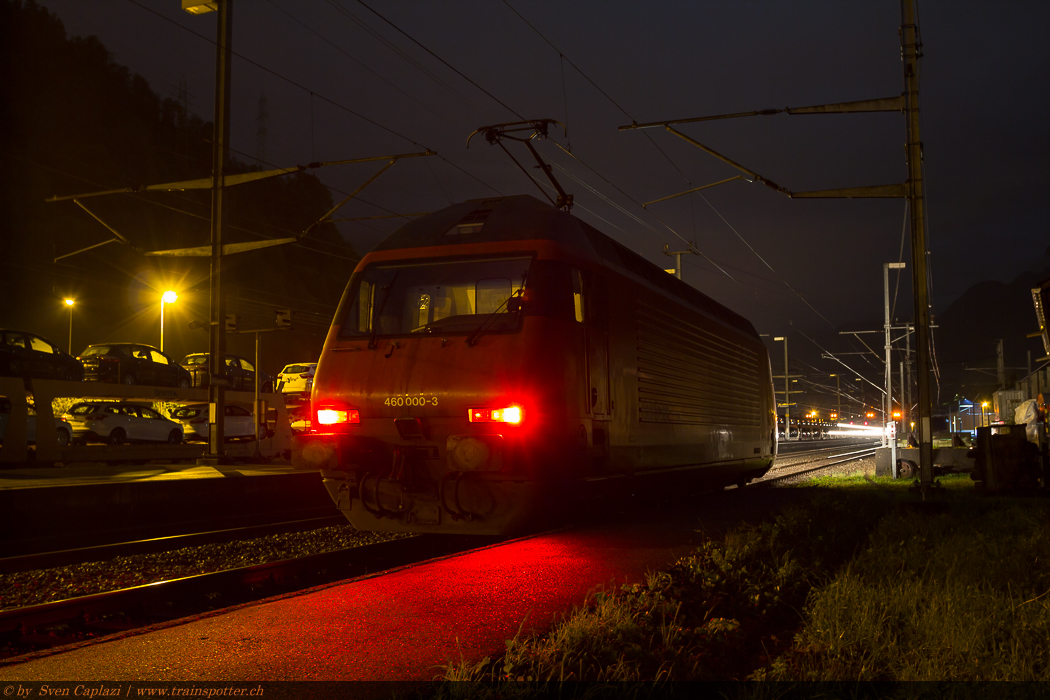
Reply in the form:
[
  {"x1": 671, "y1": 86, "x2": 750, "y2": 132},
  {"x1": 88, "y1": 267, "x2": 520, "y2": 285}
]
[{"x1": 339, "y1": 256, "x2": 532, "y2": 339}]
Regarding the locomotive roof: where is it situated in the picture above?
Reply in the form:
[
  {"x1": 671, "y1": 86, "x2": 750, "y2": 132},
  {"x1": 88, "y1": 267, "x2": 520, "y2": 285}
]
[{"x1": 372, "y1": 195, "x2": 758, "y2": 338}]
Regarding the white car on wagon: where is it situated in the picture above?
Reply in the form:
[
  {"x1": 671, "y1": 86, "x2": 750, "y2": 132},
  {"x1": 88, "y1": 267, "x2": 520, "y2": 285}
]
[
  {"x1": 63, "y1": 402, "x2": 183, "y2": 445},
  {"x1": 169, "y1": 403, "x2": 257, "y2": 442},
  {"x1": 276, "y1": 363, "x2": 317, "y2": 394}
]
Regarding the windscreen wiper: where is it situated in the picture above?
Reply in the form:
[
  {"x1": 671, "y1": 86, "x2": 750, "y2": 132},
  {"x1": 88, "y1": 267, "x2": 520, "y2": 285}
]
[
  {"x1": 465, "y1": 271, "x2": 528, "y2": 347},
  {"x1": 368, "y1": 272, "x2": 399, "y2": 349}
]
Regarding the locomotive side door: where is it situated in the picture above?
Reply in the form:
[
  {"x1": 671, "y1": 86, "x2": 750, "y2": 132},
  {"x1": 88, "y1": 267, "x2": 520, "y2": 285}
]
[
  {"x1": 574, "y1": 268, "x2": 610, "y2": 417},
  {"x1": 577, "y1": 268, "x2": 610, "y2": 472},
  {"x1": 586, "y1": 329, "x2": 609, "y2": 416}
]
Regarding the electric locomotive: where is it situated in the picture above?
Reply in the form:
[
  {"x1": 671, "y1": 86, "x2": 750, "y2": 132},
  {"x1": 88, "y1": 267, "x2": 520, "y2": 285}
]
[{"x1": 295, "y1": 195, "x2": 776, "y2": 534}]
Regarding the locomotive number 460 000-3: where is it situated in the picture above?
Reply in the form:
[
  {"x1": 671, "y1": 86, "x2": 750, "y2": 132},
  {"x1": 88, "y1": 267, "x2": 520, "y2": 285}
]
[{"x1": 383, "y1": 395, "x2": 439, "y2": 407}]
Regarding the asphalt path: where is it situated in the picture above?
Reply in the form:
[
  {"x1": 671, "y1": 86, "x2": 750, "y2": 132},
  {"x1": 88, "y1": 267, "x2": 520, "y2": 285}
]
[{"x1": 0, "y1": 486, "x2": 801, "y2": 684}]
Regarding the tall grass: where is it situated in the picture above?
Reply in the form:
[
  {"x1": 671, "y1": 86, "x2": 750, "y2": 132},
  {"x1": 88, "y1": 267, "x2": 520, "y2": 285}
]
[
  {"x1": 426, "y1": 477, "x2": 1050, "y2": 697},
  {"x1": 437, "y1": 491, "x2": 889, "y2": 689},
  {"x1": 756, "y1": 503, "x2": 1050, "y2": 681}
]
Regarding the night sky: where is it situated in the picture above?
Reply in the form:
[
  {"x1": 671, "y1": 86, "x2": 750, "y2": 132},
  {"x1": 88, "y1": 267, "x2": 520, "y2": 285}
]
[{"x1": 27, "y1": 0, "x2": 1050, "y2": 342}]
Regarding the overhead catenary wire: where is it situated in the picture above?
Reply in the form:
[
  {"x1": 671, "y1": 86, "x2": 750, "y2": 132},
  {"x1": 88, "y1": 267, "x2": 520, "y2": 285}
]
[
  {"x1": 263, "y1": 0, "x2": 442, "y2": 120},
  {"x1": 339, "y1": 0, "x2": 732, "y2": 272},
  {"x1": 334, "y1": 0, "x2": 734, "y2": 277},
  {"x1": 122, "y1": 0, "x2": 504, "y2": 199},
  {"x1": 502, "y1": 0, "x2": 841, "y2": 330},
  {"x1": 799, "y1": 331, "x2": 887, "y2": 397},
  {"x1": 125, "y1": 0, "x2": 425, "y2": 148},
  {"x1": 333, "y1": 0, "x2": 748, "y2": 286},
  {"x1": 327, "y1": 0, "x2": 493, "y2": 118},
  {"x1": 794, "y1": 357, "x2": 870, "y2": 411},
  {"x1": 270, "y1": 0, "x2": 504, "y2": 203},
  {"x1": 350, "y1": 0, "x2": 525, "y2": 121},
  {"x1": 544, "y1": 141, "x2": 737, "y2": 280}
]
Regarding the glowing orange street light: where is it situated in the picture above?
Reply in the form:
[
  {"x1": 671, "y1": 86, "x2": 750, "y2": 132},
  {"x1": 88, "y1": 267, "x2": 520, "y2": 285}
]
[
  {"x1": 64, "y1": 299, "x2": 75, "y2": 353},
  {"x1": 161, "y1": 290, "x2": 178, "y2": 352}
]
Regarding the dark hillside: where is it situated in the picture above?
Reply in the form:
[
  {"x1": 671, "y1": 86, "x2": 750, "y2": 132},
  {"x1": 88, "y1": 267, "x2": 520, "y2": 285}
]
[
  {"x1": 932, "y1": 246, "x2": 1050, "y2": 403},
  {"x1": 0, "y1": 0, "x2": 356, "y2": 372}
]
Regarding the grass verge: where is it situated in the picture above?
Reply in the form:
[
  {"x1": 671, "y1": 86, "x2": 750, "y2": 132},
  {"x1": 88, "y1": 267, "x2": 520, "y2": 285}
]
[{"x1": 423, "y1": 474, "x2": 1050, "y2": 694}]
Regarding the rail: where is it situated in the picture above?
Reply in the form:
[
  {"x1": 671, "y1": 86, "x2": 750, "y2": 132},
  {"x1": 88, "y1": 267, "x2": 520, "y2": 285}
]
[
  {"x1": 0, "y1": 515, "x2": 347, "y2": 575},
  {"x1": 757, "y1": 447, "x2": 878, "y2": 486}
]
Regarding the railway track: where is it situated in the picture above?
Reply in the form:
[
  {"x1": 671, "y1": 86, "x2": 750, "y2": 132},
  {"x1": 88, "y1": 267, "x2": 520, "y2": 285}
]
[
  {"x1": 756, "y1": 444, "x2": 879, "y2": 486},
  {"x1": 0, "y1": 515, "x2": 349, "y2": 575}
]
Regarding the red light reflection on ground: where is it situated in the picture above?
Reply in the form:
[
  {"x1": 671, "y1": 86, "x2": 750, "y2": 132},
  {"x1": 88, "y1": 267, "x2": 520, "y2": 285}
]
[{"x1": 0, "y1": 503, "x2": 724, "y2": 683}]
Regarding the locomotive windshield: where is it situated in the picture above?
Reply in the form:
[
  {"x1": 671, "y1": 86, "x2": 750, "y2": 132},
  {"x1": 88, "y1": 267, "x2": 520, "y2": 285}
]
[{"x1": 339, "y1": 256, "x2": 531, "y2": 339}]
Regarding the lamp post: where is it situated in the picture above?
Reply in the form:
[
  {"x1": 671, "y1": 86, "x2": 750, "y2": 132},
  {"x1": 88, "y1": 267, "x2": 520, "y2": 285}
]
[
  {"x1": 855, "y1": 377, "x2": 863, "y2": 421},
  {"x1": 982, "y1": 401, "x2": 989, "y2": 427},
  {"x1": 64, "y1": 299, "x2": 75, "y2": 353},
  {"x1": 160, "y1": 290, "x2": 178, "y2": 352},
  {"x1": 184, "y1": 0, "x2": 232, "y2": 462},
  {"x1": 774, "y1": 336, "x2": 789, "y2": 440},
  {"x1": 830, "y1": 373, "x2": 841, "y2": 421},
  {"x1": 884, "y1": 263, "x2": 905, "y2": 452}
]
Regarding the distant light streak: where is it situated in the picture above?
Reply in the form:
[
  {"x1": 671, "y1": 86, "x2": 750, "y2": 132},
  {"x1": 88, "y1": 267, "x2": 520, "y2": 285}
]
[{"x1": 828, "y1": 423, "x2": 888, "y2": 437}]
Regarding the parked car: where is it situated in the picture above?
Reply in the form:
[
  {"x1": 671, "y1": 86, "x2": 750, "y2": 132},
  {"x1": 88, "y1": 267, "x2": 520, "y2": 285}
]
[
  {"x1": 0, "y1": 398, "x2": 72, "y2": 446},
  {"x1": 1, "y1": 329, "x2": 83, "y2": 381},
  {"x1": 169, "y1": 403, "x2": 257, "y2": 441},
  {"x1": 276, "y1": 363, "x2": 316, "y2": 394},
  {"x1": 286, "y1": 399, "x2": 311, "y2": 434},
  {"x1": 62, "y1": 401, "x2": 183, "y2": 445},
  {"x1": 179, "y1": 353, "x2": 273, "y2": 392},
  {"x1": 78, "y1": 343, "x2": 192, "y2": 388}
]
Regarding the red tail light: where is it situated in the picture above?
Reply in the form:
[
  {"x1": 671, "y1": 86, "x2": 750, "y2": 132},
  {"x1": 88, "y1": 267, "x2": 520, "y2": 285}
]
[
  {"x1": 315, "y1": 404, "x2": 360, "y2": 426},
  {"x1": 468, "y1": 406, "x2": 524, "y2": 424}
]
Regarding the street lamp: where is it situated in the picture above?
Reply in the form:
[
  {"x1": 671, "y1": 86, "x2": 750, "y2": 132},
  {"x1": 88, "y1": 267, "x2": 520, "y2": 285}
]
[
  {"x1": 884, "y1": 262, "x2": 905, "y2": 448},
  {"x1": 161, "y1": 290, "x2": 178, "y2": 352},
  {"x1": 64, "y1": 299, "x2": 75, "y2": 353},
  {"x1": 185, "y1": 0, "x2": 232, "y2": 462},
  {"x1": 774, "y1": 336, "x2": 789, "y2": 440},
  {"x1": 830, "y1": 373, "x2": 841, "y2": 421},
  {"x1": 981, "y1": 401, "x2": 989, "y2": 427},
  {"x1": 854, "y1": 377, "x2": 863, "y2": 420}
]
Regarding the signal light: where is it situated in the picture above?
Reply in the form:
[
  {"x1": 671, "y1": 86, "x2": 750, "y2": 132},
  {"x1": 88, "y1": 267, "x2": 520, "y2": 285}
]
[
  {"x1": 468, "y1": 406, "x2": 524, "y2": 424},
  {"x1": 316, "y1": 408, "x2": 360, "y2": 425}
]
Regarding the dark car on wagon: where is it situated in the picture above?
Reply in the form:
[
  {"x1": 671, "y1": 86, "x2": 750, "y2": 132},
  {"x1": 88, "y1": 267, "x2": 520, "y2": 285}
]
[
  {"x1": 0, "y1": 329, "x2": 84, "y2": 381},
  {"x1": 78, "y1": 343, "x2": 192, "y2": 388},
  {"x1": 179, "y1": 353, "x2": 273, "y2": 392}
]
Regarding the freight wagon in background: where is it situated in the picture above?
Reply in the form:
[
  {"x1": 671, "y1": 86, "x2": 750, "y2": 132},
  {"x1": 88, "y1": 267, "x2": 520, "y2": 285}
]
[{"x1": 294, "y1": 195, "x2": 777, "y2": 534}]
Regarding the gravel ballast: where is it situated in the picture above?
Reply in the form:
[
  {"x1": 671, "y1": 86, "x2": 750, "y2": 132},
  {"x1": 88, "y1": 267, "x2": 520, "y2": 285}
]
[{"x1": 0, "y1": 525, "x2": 408, "y2": 611}]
